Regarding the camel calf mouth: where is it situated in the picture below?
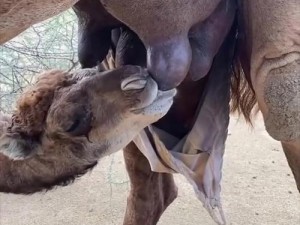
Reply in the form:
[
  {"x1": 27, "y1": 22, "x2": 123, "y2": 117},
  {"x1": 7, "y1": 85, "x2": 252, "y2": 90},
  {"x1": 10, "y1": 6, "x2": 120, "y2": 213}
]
[{"x1": 132, "y1": 89, "x2": 176, "y2": 116}]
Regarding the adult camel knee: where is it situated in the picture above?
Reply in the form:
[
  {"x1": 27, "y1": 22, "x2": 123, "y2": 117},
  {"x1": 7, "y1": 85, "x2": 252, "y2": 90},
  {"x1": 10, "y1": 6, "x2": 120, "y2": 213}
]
[{"x1": 238, "y1": 0, "x2": 300, "y2": 191}]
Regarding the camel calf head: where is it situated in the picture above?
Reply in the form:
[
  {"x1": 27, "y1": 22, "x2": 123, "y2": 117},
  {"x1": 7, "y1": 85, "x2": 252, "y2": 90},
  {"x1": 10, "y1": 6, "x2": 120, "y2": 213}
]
[
  {"x1": 1, "y1": 66, "x2": 175, "y2": 159},
  {"x1": 0, "y1": 66, "x2": 175, "y2": 194}
]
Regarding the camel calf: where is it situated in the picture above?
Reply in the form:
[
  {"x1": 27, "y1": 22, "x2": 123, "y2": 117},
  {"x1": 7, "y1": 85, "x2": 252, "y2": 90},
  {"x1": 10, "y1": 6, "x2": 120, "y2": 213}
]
[{"x1": 0, "y1": 66, "x2": 175, "y2": 194}]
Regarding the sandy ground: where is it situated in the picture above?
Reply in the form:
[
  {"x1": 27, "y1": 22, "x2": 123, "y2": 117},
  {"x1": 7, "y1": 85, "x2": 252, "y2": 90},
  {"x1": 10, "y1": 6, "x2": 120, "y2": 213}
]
[{"x1": 0, "y1": 114, "x2": 300, "y2": 225}]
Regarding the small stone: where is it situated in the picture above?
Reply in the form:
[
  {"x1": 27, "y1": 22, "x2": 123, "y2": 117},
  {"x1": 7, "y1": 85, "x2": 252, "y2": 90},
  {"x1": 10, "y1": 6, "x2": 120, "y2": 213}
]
[
  {"x1": 255, "y1": 212, "x2": 259, "y2": 216},
  {"x1": 252, "y1": 176, "x2": 257, "y2": 179},
  {"x1": 288, "y1": 191, "x2": 292, "y2": 194}
]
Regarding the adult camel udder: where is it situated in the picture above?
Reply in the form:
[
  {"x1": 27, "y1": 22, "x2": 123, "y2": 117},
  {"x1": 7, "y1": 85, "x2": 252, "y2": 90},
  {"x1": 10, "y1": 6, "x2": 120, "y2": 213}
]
[
  {"x1": 100, "y1": 0, "x2": 236, "y2": 90},
  {"x1": 0, "y1": 66, "x2": 176, "y2": 194}
]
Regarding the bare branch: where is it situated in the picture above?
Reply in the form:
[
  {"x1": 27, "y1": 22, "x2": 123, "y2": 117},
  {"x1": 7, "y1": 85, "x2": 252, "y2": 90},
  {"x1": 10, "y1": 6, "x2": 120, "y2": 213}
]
[{"x1": 0, "y1": 9, "x2": 79, "y2": 113}]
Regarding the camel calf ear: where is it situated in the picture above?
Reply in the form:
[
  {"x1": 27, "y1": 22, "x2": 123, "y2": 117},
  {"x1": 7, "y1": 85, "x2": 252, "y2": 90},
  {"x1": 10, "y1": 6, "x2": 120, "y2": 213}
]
[{"x1": 0, "y1": 133, "x2": 39, "y2": 160}]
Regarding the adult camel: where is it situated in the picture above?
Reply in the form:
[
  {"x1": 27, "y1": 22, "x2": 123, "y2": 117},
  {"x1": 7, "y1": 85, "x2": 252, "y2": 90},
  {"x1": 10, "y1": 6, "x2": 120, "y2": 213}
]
[
  {"x1": 0, "y1": 0, "x2": 299, "y2": 224},
  {"x1": 74, "y1": 0, "x2": 300, "y2": 192}
]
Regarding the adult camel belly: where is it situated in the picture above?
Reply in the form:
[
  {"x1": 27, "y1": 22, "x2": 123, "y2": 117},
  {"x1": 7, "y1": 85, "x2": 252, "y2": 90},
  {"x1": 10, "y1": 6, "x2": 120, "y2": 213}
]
[
  {"x1": 100, "y1": 0, "x2": 236, "y2": 90},
  {"x1": 238, "y1": 0, "x2": 300, "y2": 191}
]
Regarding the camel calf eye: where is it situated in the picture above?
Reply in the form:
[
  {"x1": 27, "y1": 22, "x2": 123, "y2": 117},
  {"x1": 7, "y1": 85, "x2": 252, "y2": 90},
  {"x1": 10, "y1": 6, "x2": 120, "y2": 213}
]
[
  {"x1": 66, "y1": 119, "x2": 81, "y2": 133},
  {"x1": 66, "y1": 109, "x2": 92, "y2": 137}
]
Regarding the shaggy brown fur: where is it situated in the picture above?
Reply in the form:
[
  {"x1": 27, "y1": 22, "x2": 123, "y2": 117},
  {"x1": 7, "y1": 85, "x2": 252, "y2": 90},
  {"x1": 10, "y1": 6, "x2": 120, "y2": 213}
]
[{"x1": 10, "y1": 71, "x2": 74, "y2": 137}]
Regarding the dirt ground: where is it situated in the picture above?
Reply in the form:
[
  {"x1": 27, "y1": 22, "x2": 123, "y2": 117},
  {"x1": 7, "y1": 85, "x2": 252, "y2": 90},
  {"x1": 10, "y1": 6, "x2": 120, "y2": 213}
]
[{"x1": 0, "y1": 114, "x2": 300, "y2": 225}]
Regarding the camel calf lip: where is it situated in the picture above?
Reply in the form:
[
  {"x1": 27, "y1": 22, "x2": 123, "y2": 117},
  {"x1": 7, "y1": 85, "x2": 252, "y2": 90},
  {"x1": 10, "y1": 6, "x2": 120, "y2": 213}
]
[{"x1": 132, "y1": 89, "x2": 176, "y2": 114}]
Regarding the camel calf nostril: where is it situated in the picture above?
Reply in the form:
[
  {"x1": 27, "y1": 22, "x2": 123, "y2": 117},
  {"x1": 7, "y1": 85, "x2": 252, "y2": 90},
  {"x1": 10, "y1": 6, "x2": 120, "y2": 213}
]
[{"x1": 121, "y1": 76, "x2": 148, "y2": 91}]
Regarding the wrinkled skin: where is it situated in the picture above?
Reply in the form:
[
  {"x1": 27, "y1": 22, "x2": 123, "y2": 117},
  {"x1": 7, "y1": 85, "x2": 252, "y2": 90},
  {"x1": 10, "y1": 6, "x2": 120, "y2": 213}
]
[
  {"x1": 0, "y1": 66, "x2": 175, "y2": 193},
  {"x1": 237, "y1": 0, "x2": 300, "y2": 191}
]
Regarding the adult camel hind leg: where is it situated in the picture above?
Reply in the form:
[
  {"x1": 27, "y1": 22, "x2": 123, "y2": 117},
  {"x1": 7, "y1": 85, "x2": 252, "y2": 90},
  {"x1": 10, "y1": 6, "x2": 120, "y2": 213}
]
[
  {"x1": 238, "y1": 0, "x2": 300, "y2": 191},
  {"x1": 123, "y1": 142, "x2": 178, "y2": 225}
]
